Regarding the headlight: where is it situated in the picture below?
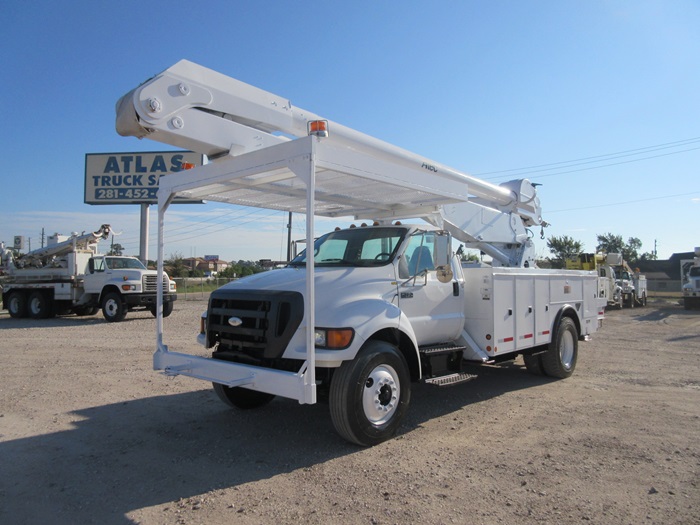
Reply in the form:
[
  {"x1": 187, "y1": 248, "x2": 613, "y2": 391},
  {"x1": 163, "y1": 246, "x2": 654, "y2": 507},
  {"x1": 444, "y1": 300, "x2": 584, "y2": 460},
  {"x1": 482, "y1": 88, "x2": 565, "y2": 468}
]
[
  {"x1": 199, "y1": 311, "x2": 207, "y2": 334},
  {"x1": 314, "y1": 328, "x2": 354, "y2": 349}
]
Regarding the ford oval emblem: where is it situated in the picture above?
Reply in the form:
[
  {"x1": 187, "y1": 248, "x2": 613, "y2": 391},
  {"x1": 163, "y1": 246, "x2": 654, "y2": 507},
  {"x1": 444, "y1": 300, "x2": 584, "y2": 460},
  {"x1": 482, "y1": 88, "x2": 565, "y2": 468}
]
[{"x1": 228, "y1": 316, "x2": 243, "y2": 327}]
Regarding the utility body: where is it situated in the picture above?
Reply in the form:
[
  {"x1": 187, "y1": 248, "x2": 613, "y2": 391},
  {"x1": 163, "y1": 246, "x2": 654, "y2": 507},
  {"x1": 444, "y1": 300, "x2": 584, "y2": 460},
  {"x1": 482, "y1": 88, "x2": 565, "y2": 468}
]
[
  {"x1": 681, "y1": 247, "x2": 700, "y2": 310},
  {"x1": 116, "y1": 60, "x2": 604, "y2": 445},
  {"x1": 1, "y1": 225, "x2": 177, "y2": 322}
]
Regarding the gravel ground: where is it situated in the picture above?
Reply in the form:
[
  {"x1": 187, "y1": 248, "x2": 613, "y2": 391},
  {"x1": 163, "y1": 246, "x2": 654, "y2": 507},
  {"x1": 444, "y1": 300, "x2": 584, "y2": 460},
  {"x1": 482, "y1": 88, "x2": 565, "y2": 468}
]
[{"x1": 1, "y1": 297, "x2": 698, "y2": 525}]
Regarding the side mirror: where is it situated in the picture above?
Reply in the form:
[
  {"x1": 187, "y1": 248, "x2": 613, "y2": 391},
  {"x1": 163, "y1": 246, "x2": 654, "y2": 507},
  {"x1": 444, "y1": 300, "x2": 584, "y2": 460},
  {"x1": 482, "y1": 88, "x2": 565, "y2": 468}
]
[
  {"x1": 434, "y1": 232, "x2": 453, "y2": 283},
  {"x1": 434, "y1": 232, "x2": 450, "y2": 267},
  {"x1": 88, "y1": 259, "x2": 94, "y2": 274}
]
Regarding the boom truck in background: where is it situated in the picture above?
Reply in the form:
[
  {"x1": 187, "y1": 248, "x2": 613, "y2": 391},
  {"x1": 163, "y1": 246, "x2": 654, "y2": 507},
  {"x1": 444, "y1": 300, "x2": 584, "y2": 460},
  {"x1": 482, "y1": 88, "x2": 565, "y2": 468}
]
[
  {"x1": 1, "y1": 224, "x2": 177, "y2": 322},
  {"x1": 567, "y1": 253, "x2": 647, "y2": 309},
  {"x1": 681, "y1": 247, "x2": 700, "y2": 310},
  {"x1": 116, "y1": 60, "x2": 605, "y2": 446}
]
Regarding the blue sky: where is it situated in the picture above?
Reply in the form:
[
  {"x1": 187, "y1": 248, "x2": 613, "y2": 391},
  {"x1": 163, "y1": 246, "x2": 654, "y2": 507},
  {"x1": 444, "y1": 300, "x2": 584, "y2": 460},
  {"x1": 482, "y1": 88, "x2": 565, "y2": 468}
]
[{"x1": 1, "y1": 1, "x2": 698, "y2": 262}]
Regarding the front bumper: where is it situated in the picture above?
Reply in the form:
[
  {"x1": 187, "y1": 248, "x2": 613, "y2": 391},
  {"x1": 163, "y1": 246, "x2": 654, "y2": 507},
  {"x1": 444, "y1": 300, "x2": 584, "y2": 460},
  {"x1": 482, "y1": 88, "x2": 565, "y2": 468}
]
[{"x1": 124, "y1": 293, "x2": 177, "y2": 307}]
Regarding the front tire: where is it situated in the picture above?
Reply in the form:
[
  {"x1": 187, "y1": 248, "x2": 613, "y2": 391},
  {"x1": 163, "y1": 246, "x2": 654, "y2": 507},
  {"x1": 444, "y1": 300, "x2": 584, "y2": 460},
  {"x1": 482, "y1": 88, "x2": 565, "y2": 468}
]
[
  {"x1": 213, "y1": 383, "x2": 275, "y2": 409},
  {"x1": 149, "y1": 301, "x2": 174, "y2": 318},
  {"x1": 541, "y1": 316, "x2": 578, "y2": 379},
  {"x1": 329, "y1": 340, "x2": 411, "y2": 447},
  {"x1": 102, "y1": 292, "x2": 127, "y2": 322}
]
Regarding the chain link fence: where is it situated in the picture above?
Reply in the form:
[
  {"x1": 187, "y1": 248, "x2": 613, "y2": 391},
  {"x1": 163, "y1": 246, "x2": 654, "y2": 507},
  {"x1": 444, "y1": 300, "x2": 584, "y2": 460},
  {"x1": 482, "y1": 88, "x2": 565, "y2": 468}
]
[{"x1": 172, "y1": 277, "x2": 237, "y2": 300}]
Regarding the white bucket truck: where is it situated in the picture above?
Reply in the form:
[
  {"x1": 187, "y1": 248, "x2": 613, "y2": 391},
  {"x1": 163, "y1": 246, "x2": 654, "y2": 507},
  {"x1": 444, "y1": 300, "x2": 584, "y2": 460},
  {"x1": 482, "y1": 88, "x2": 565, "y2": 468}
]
[
  {"x1": 681, "y1": 247, "x2": 700, "y2": 310},
  {"x1": 567, "y1": 253, "x2": 647, "y2": 308},
  {"x1": 1, "y1": 224, "x2": 177, "y2": 322},
  {"x1": 116, "y1": 60, "x2": 604, "y2": 445}
]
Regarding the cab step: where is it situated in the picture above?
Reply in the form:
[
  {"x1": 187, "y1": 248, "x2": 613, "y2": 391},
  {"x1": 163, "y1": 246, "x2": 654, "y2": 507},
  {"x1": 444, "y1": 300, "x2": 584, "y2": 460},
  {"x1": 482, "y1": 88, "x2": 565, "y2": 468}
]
[
  {"x1": 424, "y1": 372, "x2": 477, "y2": 387},
  {"x1": 419, "y1": 344, "x2": 468, "y2": 381},
  {"x1": 419, "y1": 344, "x2": 467, "y2": 356}
]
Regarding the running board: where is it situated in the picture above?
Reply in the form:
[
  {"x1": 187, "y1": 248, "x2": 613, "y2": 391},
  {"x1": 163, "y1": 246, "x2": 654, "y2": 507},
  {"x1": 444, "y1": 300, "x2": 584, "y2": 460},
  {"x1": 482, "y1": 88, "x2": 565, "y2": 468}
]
[
  {"x1": 424, "y1": 372, "x2": 477, "y2": 387},
  {"x1": 419, "y1": 344, "x2": 467, "y2": 356}
]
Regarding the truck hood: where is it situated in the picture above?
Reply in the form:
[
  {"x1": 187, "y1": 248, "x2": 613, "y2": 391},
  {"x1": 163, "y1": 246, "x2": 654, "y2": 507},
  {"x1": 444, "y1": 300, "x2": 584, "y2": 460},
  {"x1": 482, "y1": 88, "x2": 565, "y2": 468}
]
[
  {"x1": 218, "y1": 266, "x2": 398, "y2": 324},
  {"x1": 108, "y1": 269, "x2": 145, "y2": 281}
]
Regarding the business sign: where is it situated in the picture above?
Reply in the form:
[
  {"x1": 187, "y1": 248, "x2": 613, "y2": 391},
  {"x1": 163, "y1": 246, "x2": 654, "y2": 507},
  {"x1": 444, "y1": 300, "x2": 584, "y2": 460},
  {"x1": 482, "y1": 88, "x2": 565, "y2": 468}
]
[{"x1": 84, "y1": 151, "x2": 204, "y2": 205}]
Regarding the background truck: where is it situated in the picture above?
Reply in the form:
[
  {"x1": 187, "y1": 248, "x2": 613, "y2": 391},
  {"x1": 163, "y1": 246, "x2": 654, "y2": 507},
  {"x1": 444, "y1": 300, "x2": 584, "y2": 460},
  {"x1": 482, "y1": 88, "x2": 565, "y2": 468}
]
[
  {"x1": 567, "y1": 252, "x2": 646, "y2": 308},
  {"x1": 1, "y1": 224, "x2": 177, "y2": 322},
  {"x1": 681, "y1": 247, "x2": 700, "y2": 310},
  {"x1": 116, "y1": 60, "x2": 604, "y2": 446}
]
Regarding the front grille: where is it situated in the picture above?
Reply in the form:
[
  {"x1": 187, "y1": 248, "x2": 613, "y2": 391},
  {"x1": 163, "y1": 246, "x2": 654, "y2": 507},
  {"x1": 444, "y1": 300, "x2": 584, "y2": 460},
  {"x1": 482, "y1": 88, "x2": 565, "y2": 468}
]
[
  {"x1": 207, "y1": 289, "x2": 303, "y2": 359},
  {"x1": 143, "y1": 274, "x2": 169, "y2": 292}
]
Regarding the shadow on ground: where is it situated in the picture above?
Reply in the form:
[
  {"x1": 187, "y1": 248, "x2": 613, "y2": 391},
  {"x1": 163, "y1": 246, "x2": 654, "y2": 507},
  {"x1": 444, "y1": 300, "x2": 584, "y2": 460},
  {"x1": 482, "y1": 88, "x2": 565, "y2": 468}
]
[{"x1": 0, "y1": 360, "x2": 547, "y2": 524}]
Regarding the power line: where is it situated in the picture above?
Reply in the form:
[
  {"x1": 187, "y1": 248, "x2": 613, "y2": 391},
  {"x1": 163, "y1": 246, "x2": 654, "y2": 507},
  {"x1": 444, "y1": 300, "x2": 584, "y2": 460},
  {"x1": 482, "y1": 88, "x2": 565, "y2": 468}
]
[
  {"x1": 474, "y1": 136, "x2": 700, "y2": 180},
  {"x1": 513, "y1": 146, "x2": 700, "y2": 180},
  {"x1": 546, "y1": 191, "x2": 700, "y2": 213}
]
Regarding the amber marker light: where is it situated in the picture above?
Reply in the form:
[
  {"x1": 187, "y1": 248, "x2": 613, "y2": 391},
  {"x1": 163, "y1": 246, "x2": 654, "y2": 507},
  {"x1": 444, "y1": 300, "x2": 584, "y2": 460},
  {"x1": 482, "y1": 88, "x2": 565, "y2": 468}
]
[
  {"x1": 307, "y1": 120, "x2": 329, "y2": 137},
  {"x1": 315, "y1": 328, "x2": 354, "y2": 349}
]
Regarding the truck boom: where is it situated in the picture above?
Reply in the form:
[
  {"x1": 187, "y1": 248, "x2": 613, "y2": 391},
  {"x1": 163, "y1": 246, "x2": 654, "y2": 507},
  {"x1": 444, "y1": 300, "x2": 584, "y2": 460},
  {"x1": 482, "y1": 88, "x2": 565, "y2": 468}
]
[
  {"x1": 117, "y1": 60, "x2": 544, "y2": 267},
  {"x1": 4, "y1": 224, "x2": 112, "y2": 270}
]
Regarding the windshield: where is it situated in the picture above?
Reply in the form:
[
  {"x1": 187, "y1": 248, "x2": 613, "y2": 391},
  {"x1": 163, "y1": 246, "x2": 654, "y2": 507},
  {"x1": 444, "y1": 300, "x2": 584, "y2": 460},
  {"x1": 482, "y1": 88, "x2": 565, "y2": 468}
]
[
  {"x1": 105, "y1": 257, "x2": 147, "y2": 270},
  {"x1": 289, "y1": 226, "x2": 407, "y2": 267},
  {"x1": 690, "y1": 267, "x2": 700, "y2": 277}
]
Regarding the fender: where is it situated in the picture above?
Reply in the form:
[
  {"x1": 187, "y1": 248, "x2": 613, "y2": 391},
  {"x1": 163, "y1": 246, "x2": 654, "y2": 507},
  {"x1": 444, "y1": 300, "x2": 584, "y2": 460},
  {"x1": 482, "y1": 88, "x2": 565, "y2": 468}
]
[
  {"x1": 551, "y1": 304, "x2": 582, "y2": 341},
  {"x1": 287, "y1": 297, "x2": 420, "y2": 373}
]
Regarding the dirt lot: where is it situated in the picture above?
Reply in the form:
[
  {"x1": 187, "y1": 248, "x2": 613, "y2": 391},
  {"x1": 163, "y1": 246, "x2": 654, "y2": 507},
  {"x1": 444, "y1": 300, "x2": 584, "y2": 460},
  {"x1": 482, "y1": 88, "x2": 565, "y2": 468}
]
[{"x1": 1, "y1": 297, "x2": 698, "y2": 525}]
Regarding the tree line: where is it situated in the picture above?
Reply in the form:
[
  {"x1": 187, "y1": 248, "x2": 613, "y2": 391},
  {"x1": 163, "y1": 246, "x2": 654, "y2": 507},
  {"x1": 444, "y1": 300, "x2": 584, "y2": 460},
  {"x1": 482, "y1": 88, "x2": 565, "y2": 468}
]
[
  {"x1": 164, "y1": 253, "x2": 265, "y2": 278},
  {"x1": 546, "y1": 233, "x2": 657, "y2": 268}
]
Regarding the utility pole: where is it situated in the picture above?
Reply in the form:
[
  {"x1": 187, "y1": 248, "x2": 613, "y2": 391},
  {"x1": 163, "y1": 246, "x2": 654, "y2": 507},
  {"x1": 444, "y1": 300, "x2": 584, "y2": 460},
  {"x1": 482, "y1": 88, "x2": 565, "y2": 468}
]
[
  {"x1": 41, "y1": 228, "x2": 45, "y2": 248},
  {"x1": 286, "y1": 211, "x2": 292, "y2": 261}
]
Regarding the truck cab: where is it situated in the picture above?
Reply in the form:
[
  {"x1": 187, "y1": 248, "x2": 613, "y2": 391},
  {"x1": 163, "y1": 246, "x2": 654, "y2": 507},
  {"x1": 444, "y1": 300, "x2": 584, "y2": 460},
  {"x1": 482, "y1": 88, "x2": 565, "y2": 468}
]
[
  {"x1": 682, "y1": 256, "x2": 700, "y2": 310},
  {"x1": 203, "y1": 224, "x2": 462, "y2": 369},
  {"x1": 86, "y1": 255, "x2": 178, "y2": 322}
]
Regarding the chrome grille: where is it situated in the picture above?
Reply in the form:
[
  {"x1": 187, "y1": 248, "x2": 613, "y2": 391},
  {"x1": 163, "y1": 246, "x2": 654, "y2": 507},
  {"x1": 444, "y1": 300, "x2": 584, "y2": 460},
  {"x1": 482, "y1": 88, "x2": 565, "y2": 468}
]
[{"x1": 142, "y1": 274, "x2": 168, "y2": 292}]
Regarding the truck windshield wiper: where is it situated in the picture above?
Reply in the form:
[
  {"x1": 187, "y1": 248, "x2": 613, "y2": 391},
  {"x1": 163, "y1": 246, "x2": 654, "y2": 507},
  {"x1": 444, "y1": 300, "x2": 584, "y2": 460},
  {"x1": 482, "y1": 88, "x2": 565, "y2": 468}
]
[{"x1": 318, "y1": 258, "x2": 360, "y2": 266}]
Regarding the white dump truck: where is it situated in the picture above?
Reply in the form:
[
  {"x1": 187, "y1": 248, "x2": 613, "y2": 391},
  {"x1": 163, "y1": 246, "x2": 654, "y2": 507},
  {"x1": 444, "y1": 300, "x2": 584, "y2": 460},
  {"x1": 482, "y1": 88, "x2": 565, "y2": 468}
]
[
  {"x1": 681, "y1": 248, "x2": 700, "y2": 310},
  {"x1": 116, "y1": 60, "x2": 605, "y2": 445},
  {"x1": 1, "y1": 224, "x2": 177, "y2": 322}
]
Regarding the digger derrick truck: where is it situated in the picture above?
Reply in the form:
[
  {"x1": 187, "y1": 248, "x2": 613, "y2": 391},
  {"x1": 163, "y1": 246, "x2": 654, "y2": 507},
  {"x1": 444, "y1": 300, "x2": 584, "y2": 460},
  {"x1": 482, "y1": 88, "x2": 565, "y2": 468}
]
[
  {"x1": 116, "y1": 60, "x2": 604, "y2": 446},
  {"x1": 1, "y1": 224, "x2": 177, "y2": 322}
]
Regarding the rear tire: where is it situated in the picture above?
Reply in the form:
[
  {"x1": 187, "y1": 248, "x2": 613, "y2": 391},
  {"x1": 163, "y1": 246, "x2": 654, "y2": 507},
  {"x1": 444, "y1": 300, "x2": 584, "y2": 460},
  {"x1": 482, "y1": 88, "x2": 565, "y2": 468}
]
[
  {"x1": 6, "y1": 291, "x2": 27, "y2": 318},
  {"x1": 329, "y1": 340, "x2": 411, "y2": 447},
  {"x1": 541, "y1": 316, "x2": 578, "y2": 379},
  {"x1": 213, "y1": 383, "x2": 275, "y2": 409},
  {"x1": 28, "y1": 291, "x2": 52, "y2": 319}
]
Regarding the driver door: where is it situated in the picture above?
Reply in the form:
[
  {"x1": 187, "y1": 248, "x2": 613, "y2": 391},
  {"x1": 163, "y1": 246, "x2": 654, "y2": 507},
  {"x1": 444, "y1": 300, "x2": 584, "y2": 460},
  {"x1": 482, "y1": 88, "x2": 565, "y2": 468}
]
[{"x1": 397, "y1": 231, "x2": 464, "y2": 345}]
